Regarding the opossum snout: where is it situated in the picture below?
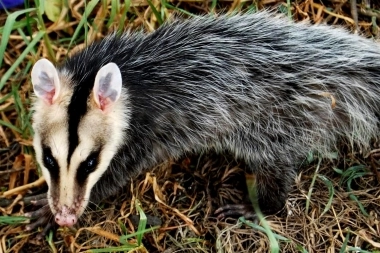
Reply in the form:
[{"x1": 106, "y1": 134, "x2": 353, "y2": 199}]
[{"x1": 54, "y1": 205, "x2": 78, "y2": 227}]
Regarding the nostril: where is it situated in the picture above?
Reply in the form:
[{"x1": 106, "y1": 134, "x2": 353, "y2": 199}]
[{"x1": 55, "y1": 212, "x2": 78, "y2": 227}]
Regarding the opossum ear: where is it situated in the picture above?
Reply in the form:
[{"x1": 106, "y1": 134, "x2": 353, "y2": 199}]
[
  {"x1": 93, "y1": 62, "x2": 122, "y2": 111},
  {"x1": 31, "y1": 58, "x2": 61, "y2": 105}
]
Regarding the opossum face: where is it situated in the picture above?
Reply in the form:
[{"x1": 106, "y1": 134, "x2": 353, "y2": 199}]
[{"x1": 31, "y1": 59, "x2": 128, "y2": 226}]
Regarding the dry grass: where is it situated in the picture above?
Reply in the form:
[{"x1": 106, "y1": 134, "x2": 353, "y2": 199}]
[{"x1": 1, "y1": 0, "x2": 380, "y2": 252}]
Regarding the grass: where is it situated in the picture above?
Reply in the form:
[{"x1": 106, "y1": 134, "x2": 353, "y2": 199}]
[{"x1": 1, "y1": 0, "x2": 380, "y2": 252}]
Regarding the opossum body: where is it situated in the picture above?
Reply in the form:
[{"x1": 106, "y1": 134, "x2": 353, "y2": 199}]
[{"x1": 31, "y1": 11, "x2": 380, "y2": 227}]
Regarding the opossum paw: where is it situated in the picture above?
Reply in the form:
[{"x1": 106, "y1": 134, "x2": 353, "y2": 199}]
[
  {"x1": 24, "y1": 200, "x2": 56, "y2": 239},
  {"x1": 214, "y1": 204, "x2": 258, "y2": 221}
]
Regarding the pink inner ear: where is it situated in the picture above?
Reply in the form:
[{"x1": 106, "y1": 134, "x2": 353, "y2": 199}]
[
  {"x1": 98, "y1": 96, "x2": 111, "y2": 111},
  {"x1": 45, "y1": 90, "x2": 56, "y2": 105}
]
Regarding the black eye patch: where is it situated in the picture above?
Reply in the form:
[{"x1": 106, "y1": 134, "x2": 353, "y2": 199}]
[
  {"x1": 42, "y1": 146, "x2": 60, "y2": 182},
  {"x1": 76, "y1": 151, "x2": 100, "y2": 185}
]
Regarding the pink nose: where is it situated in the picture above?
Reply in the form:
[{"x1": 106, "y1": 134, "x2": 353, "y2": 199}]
[
  {"x1": 55, "y1": 213, "x2": 77, "y2": 226},
  {"x1": 54, "y1": 206, "x2": 78, "y2": 227}
]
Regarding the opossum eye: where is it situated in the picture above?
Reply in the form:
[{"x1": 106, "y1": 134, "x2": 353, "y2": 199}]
[
  {"x1": 44, "y1": 155, "x2": 56, "y2": 170},
  {"x1": 42, "y1": 147, "x2": 59, "y2": 181},
  {"x1": 85, "y1": 156, "x2": 97, "y2": 174},
  {"x1": 42, "y1": 148, "x2": 58, "y2": 171},
  {"x1": 76, "y1": 152, "x2": 99, "y2": 184}
]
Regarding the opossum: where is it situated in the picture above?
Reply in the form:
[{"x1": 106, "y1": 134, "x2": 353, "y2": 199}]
[{"x1": 29, "y1": 11, "x2": 380, "y2": 229}]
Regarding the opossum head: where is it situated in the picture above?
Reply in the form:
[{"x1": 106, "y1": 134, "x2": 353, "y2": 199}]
[{"x1": 31, "y1": 58, "x2": 128, "y2": 227}]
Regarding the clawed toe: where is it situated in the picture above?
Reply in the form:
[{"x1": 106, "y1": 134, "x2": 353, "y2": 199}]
[
  {"x1": 24, "y1": 203, "x2": 51, "y2": 219},
  {"x1": 215, "y1": 204, "x2": 258, "y2": 221},
  {"x1": 24, "y1": 201, "x2": 56, "y2": 238}
]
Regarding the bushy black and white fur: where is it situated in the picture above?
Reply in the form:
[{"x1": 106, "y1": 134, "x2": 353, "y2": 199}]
[{"x1": 30, "y1": 11, "x2": 380, "y2": 227}]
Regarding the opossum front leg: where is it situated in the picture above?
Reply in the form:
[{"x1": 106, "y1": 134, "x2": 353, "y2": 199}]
[
  {"x1": 24, "y1": 199, "x2": 56, "y2": 238},
  {"x1": 215, "y1": 166, "x2": 293, "y2": 219}
]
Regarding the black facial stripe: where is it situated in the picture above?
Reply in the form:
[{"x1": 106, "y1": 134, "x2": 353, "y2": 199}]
[
  {"x1": 42, "y1": 146, "x2": 60, "y2": 183},
  {"x1": 67, "y1": 83, "x2": 93, "y2": 165},
  {"x1": 61, "y1": 49, "x2": 113, "y2": 165},
  {"x1": 76, "y1": 150, "x2": 100, "y2": 186}
]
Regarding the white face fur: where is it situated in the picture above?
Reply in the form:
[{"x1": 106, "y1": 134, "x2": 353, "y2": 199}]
[{"x1": 31, "y1": 59, "x2": 128, "y2": 226}]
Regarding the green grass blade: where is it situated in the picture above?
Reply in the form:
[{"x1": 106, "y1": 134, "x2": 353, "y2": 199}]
[
  {"x1": 338, "y1": 164, "x2": 369, "y2": 216},
  {"x1": 0, "y1": 119, "x2": 22, "y2": 133},
  {"x1": 239, "y1": 217, "x2": 290, "y2": 242},
  {"x1": 89, "y1": 245, "x2": 143, "y2": 252},
  {"x1": 0, "y1": 216, "x2": 29, "y2": 225},
  {"x1": 24, "y1": 0, "x2": 34, "y2": 37},
  {"x1": 347, "y1": 247, "x2": 377, "y2": 253},
  {"x1": 12, "y1": 80, "x2": 33, "y2": 138},
  {"x1": 118, "y1": 219, "x2": 128, "y2": 234},
  {"x1": 318, "y1": 175, "x2": 334, "y2": 216},
  {"x1": 106, "y1": 0, "x2": 118, "y2": 28},
  {"x1": 347, "y1": 180, "x2": 369, "y2": 217},
  {"x1": 117, "y1": 0, "x2": 130, "y2": 35},
  {"x1": 286, "y1": 0, "x2": 292, "y2": 19},
  {"x1": 8, "y1": 28, "x2": 34, "y2": 138},
  {"x1": 135, "y1": 199, "x2": 147, "y2": 245},
  {"x1": 165, "y1": 3, "x2": 198, "y2": 17},
  {"x1": 333, "y1": 167, "x2": 343, "y2": 174},
  {"x1": 146, "y1": 0, "x2": 163, "y2": 25},
  {"x1": 119, "y1": 225, "x2": 159, "y2": 242},
  {"x1": 11, "y1": 83, "x2": 24, "y2": 124},
  {"x1": 245, "y1": 177, "x2": 284, "y2": 253},
  {"x1": 0, "y1": 30, "x2": 45, "y2": 91},
  {"x1": 34, "y1": 0, "x2": 55, "y2": 60},
  {"x1": 305, "y1": 157, "x2": 322, "y2": 214},
  {"x1": 0, "y1": 18, "x2": 37, "y2": 34},
  {"x1": 0, "y1": 7, "x2": 36, "y2": 69},
  {"x1": 46, "y1": 230, "x2": 58, "y2": 252},
  {"x1": 296, "y1": 245, "x2": 309, "y2": 253},
  {"x1": 0, "y1": 93, "x2": 12, "y2": 104},
  {"x1": 68, "y1": 0, "x2": 99, "y2": 51},
  {"x1": 339, "y1": 231, "x2": 350, "y2": 253},
  {"x1": 161, "y1": 0, "x2": 166, "y2": 20},
  {"x1": 211, "y1": 0, "x2": 217, "y2": 12}
]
